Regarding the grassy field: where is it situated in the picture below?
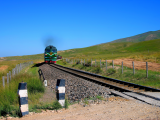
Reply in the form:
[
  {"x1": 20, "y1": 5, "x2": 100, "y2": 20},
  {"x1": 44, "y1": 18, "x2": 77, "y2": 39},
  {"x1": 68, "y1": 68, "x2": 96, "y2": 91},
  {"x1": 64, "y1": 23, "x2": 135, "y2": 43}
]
[
  {"x1": 0, "y1": 62, "x2": 64, "y2": 117},
  {"x1": 3, "y1": 54, "x2": 43, "y2": 61},
  {"x1": 58, "y1": 39, "x2": 160, "y2": 63},
  {"x1": 0, "y1": 64, "x2": 45, "y2": 117},
  {"x1": 57, "y1": 59, "x2": 160, "y2": 89}
]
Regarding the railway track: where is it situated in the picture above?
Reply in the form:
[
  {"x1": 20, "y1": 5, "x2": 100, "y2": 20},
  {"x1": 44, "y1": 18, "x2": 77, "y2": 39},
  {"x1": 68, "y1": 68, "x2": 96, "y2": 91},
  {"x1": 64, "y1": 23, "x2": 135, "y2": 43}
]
[{"x1": 49, "y1": 63, "x2": 160, "y2": 107}]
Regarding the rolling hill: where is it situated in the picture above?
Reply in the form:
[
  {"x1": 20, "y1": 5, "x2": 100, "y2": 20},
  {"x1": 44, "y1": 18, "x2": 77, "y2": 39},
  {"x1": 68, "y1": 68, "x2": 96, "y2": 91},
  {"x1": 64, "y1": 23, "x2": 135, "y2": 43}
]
[
  {"x1": 110, "y1": 30, "x2": 160, "y2": 43},
  {"x1": 58, "y1": 39, "x2": 160, "y2": 63}
]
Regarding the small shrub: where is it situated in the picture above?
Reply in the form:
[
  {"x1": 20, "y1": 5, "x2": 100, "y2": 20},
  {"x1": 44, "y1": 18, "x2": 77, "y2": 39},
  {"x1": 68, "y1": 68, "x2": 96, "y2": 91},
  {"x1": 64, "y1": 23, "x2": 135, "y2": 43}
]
[
  {"x1": 64, "y1": 99, "x2": 69, "y2": 109},
  {"x1": 96, "y1": 95, "x2": 103, "y2": 100},
  {"x1": 63, "y1": 61, "x2": 67, "y2": 65},
  {"x1": 107, "y1": 68, "x2": 116, "y2": 75},
  {"x1": 52, "y1": 101, "x2": 62, "y2": 111},
  {"x1": 109, "y1": 62, "x2": 113, "y2": 65},
  {"x1": 83, "y1": 98, "x2": 89, "y2": 105},
  {"x1": 91, "y1": 67, "x2": 102, "y2": 74},
  {"x1": 84, "y1": 61, "x2": 91, "y2": 67}
]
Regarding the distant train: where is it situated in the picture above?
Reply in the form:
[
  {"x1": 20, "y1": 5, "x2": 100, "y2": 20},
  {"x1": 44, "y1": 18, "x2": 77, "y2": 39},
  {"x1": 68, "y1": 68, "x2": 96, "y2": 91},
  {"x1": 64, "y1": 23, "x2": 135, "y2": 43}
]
[
  {"x1": 57, "y1": 55, "x2": 62, "y2": 59},
  {"x1": 44, "y1": 45, "x2": 57, "y2": 63}
]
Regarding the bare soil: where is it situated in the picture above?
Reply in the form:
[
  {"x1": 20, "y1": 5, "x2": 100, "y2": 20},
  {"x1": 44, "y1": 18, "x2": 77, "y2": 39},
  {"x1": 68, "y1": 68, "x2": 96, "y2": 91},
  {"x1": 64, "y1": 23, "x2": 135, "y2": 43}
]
[
  {"x1": 0, "y1": 65, "x2": 8, "y2": 71},
  {"x1": 5, "y1": 97, "x2": 160, "y2": 120}
]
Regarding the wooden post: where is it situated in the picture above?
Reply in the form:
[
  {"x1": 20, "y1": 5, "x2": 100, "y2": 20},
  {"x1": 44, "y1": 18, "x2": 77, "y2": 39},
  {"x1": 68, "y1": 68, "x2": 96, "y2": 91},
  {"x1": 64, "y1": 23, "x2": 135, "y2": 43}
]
[
  {"x1": 7, "y1": 73, "x2": 9, "y2": 84},
  {"x1": 95, "y1": 59, "x2": 96, "y2": 67},
  {"x1": 91, "y1": 59, "x2": 92, "y2": 67},
  {"x1": 112, "y1": 60, "x2": 114, "y2": 69},
  {"x1": 9, "y1": 71, "x2": 11, "y2": 81},
  {"x1": 100, "y1": 59, "x2": 101, "y2": 68},
  {"x1": 2, "y1": 76, "x2": 5, "y2": 87},
  {"x1": 106, "y1": 60, "x2": 107, "y2": 70},
  {"x1": 14, "y1": 68, "x2": 15, "y2": 75},
  {"x1": 12, "y1": 69, "x2": 14, "y2": 76},
  {"x1": 122, "y1": 61, "x2": 123, "y2": 74},
  {"x1": 81, "y1": 59, "x2": 82, "y2": 65},
  {"x1": 146, "y1": 62, "x2": 148, "y2": 78},
  {"x1": 132, "y1": 61, "x2": 135, "y2": 75},
  {"x1": 84, "y1": 59, "x2": 85, "y2": 66}
]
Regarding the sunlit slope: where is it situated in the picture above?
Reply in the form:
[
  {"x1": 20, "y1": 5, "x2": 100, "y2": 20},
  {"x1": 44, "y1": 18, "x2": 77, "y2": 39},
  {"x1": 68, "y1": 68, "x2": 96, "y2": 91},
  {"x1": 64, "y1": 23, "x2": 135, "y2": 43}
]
[
  {"x1": 124, "y1": 39, "x2": 160, "y2": 52},
  {"x1": 111, "y1": 30, "x2": 160, "y2": 43},
  {"x1": 59, "y1": 39, "x2": 160, "y2": 63},
  {"x1": 59, "y1": 42, "x2": 134, "y2": 58},
  {"x1": 4, "y1": 53, "x2": 44, "y2": 61}
]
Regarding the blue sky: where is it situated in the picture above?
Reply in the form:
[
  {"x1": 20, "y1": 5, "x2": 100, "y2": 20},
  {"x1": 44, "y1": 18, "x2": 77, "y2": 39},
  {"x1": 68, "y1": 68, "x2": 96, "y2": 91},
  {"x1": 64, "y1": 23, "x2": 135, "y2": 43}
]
[{"x1": 0, "y1": 0, "x2": 160, "y2": 57}]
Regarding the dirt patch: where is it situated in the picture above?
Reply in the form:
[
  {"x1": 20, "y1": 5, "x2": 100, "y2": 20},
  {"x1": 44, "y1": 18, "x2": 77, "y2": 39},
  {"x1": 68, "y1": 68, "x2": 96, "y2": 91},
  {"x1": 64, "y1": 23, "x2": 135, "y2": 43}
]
[
  {"x1": 0, "y1": 57, "x2": 5, "y2": 61},
  {"x1": 39, "y1": 86, "x2": 56, "y2": 103},
  {"x1": 0, "y1": 65, "x2": 8, "y2": 71},
  {"x1": 7, "y1": 97, "x2": 160, "y2": 120}
]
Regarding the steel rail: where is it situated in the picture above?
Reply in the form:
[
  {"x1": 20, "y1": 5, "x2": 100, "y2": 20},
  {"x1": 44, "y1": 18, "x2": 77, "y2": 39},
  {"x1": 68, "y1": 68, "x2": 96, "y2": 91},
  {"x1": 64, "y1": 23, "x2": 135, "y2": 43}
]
[
  {"x1": 48, "y1": 63, "x2": 160, "y2": 107},
  {"x1": 50, "y1": 63, "x2": 160, "y2": 92}
]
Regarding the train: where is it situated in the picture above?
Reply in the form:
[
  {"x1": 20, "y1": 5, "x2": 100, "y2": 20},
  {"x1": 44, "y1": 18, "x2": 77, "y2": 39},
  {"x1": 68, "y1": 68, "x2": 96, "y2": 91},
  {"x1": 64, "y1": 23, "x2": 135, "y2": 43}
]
[{"x1": 44, "y1": 45, "x2": 57, "y2": 63}]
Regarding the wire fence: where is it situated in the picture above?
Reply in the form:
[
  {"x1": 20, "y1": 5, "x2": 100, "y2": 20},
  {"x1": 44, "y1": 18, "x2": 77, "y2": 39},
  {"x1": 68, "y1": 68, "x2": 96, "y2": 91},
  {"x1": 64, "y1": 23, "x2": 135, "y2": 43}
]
[
  {"x1": 2, "y1": 61, "x2": 33, "y2": 87},
  {"x1": 63, "y1": 58, "x2": 160, "y2": 78}
]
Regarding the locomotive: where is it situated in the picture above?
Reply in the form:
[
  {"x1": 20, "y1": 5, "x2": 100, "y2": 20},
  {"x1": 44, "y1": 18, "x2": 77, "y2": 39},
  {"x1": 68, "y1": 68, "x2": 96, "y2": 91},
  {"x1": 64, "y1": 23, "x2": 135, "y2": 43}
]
[
  {"x1": 57, "y1": 55, "x2": 62, "y2": 59},
  {"x1": 44, "y1": 45, "x2": 57, "y2": 63}
]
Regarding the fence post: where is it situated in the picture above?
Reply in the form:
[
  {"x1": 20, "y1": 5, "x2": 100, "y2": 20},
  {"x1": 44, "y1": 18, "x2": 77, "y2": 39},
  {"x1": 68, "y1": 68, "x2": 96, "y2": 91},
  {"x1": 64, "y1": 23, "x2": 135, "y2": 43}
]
[
  {"x1": 146, "y1": 62, "x2": 148, "y2": 78},
  {"x1": 132, "y1": 61, "x2": 135, "y2": 75},
  {"x1": 14, "y1": 68, "x2": 15, "y2": 75},
  {"x1": 84, "y1": 59, "x2": 85, "y2": 66},
  {"x1": 2, "y1": 76, "x2": 5, "y2": 87},
  {"x1": 91, "y1": 59, "x2": 92, "y2": 67},
  {"x1": 7, "y1": 73, "x2": 9, "y2": 84},
  {"x1": 106, "y1": 60, "x2": 107, "y2": 70},
  {"x1": 9, "y1": 71, "x2": 11, "y2": 81},
  {"x1": 122, "y1": 61, "x2": 123, "y2": 74},
  {"x1": 112, "y1": 60, "x2": 114, "y2": 69},
  {"x1": 100, "y1": 59, "x2": 101, "y2": 68},
  {"x1": 95, "y1": 59, "x2": 96, "y2": 67}
]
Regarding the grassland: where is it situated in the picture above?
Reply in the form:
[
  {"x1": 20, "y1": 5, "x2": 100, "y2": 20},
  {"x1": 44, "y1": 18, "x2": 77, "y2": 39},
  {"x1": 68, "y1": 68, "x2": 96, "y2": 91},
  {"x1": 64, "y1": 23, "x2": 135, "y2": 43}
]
[
  {"x1": 0, "y1": 62, "x2": 64, "y2": 117},
  {"x1": 0, "y1": 64, "x2": 45, "y2": 117},
  {"x1": 58, "y1": 39, "x2": 160, "y2": 63}
]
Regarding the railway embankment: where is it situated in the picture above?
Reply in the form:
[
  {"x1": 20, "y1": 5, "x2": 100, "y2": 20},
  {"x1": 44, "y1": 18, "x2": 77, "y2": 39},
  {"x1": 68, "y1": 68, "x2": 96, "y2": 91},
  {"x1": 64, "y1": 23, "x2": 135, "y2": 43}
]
[{"x1": 39, "y1": 64, "x2": 111, "y2": 102}]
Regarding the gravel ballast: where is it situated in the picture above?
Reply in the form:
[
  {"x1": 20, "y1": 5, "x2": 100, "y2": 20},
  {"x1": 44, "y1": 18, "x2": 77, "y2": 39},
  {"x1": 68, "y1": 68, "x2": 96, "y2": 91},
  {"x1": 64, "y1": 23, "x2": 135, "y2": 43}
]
[{"x1": 39, "y1": 64, "x2": 111, "y2": 101}]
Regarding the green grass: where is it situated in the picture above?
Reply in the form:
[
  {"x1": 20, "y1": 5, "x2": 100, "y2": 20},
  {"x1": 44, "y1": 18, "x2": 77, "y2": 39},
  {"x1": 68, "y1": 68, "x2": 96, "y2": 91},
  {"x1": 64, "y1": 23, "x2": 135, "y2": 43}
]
[
  {"x1": 0, "y1": 64, "x2": 45, "y2": 117},
  {"x1": 58, "y1": 39, "x2": 160, "y2": 63},
  {"x1": 57, "y1": 60, "x2": 160, "y2": 89}
]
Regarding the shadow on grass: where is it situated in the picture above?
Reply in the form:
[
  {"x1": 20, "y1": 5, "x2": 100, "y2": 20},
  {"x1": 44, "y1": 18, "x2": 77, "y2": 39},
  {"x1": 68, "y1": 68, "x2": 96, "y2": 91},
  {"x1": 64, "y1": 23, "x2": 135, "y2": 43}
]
[{"x1": 31, "y1": 62, "x2": 46, "y2": 68}]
